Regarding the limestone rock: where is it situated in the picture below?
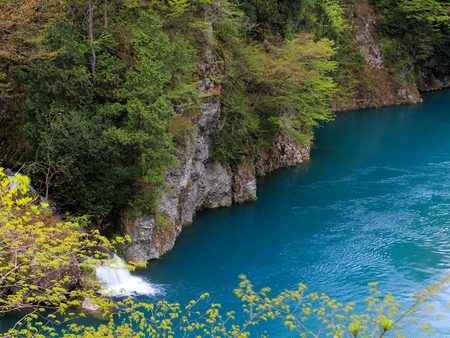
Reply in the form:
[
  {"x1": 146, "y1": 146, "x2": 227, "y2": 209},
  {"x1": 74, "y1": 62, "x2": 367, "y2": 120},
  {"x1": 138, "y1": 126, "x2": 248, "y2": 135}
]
[
  {"x1": 417, "y1": 64, "x2": 450, "y2": 92},
  {"x1": 232, "y1": 162, "x2": 257, "y2": 204},
  {"x1": 124, "y1": 128, "x2": 311, "y2": 263},
  {"x1": 335, "y1": 2, "x2": 422, "y2": 111},
  {"x1": 124, "y1": 215, "x2": 182, "y2": 262},
  {"x1": 256, "y1": 133, "x2": 310, "y2": 176},
  {"x1": 81, "y1": 298, "x2": 100, "y2": 312},
  {"x1": 351, "y1": 15, "x2": 384, "y2": 69},
  {"x1": 124, "y1": 10, "x2": 311, "y2": 263}
]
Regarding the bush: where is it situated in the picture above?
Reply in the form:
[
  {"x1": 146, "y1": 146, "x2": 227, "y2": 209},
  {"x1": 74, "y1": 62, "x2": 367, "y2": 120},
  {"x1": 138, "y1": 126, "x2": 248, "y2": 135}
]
[{"x1": 0, "y1": 168, "x2": 120, "y2": 328}]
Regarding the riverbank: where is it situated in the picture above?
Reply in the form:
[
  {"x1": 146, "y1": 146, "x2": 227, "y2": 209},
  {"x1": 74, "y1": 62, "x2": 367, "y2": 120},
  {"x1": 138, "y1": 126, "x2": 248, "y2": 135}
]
[
  {"x1": 124, "y1": 82, "x2": 449, "y2": 263},
  {"x1": 123, "y1": 0, "x2": 450, "y2": 263},
  {"x1": 139, "y1": 89, "x2": 450, "y2": 335}
]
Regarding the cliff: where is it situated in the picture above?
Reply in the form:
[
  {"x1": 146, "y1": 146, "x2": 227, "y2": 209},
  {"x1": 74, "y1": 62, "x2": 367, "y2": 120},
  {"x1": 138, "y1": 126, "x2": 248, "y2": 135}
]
[
  {"x1": 124, "y1": 1, "x2": 449, "y2": 263},
  {"x1": 124, "y1": 131, "x2": 309, "y2": 262},
  {"x1": 417, "y1": 59, "x2": 450, "y2": 92},
  {"x1": 124, "y1": 40, "x2": 310, "y2": 262},
  {"x1": 2, "y1": 0, "x2": 450, "y2": 273},
  {"x1": 333, "y1": 2, "x2": 422, "y2": 112}
]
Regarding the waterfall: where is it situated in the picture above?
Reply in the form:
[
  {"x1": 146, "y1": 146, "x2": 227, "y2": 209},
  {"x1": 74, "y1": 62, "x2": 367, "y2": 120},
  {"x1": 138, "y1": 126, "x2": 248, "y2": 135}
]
[{"x1": 95, "y1": 255, "x2": 161, "y2": 297}]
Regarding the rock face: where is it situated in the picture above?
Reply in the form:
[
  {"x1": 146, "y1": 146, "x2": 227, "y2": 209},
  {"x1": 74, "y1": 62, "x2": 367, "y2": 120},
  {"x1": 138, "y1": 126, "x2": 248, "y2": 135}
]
[
  {"x1": 350, "y1": 6, "x2": 384, "y2": 70},
  {"x1": 81, "y1": 297, "x2": 100, "y2": 312},
  {"x1": 124, "y1": 86, "x2": 310, "y2": 262},
  {"x1": 335, "y1": 2, "x2": 422, "y2": 112},
  {"x1": 255, "y1": 133, "x2": 311, "y2": 176},
  {"x1": 232, "y1": 162, "x2": 257, "y2": 204},
  {"x1": 124, "y1": 70, "x2": 310, "y2": 262},
  {"x1": 124, "y1": 4, "x2": 311, "y2": 262},
  {"x1": 125, "y1": 128, "x2": 310, "y2": 262}
]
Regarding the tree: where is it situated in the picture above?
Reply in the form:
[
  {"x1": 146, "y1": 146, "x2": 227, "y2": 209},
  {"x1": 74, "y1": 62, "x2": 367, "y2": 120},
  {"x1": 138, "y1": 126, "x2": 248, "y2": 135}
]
[
  {"x1": 253, "y1": 34, "x2": 336, "y2": 142},
  {"x1": 87, "y1": 0, "x2": 96, "y2": 74},
  {"x1": 104, "y1": 8, "x2": 196, "y2": 213},
  {"x1": 376, "y1": 0, "x2": 450, "y2": 61},
  {"x1": 0, "y1": 168, "x2": 122, "y2": 335}
]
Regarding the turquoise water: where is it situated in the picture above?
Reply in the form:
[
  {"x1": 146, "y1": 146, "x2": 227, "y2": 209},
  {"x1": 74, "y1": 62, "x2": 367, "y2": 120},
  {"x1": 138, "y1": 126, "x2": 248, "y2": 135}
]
[
  {"x1": 139, "y1": 90, "x2": 450, "y2": 334},
  {"x1": 3, "y1": 91, "x2": 450, "y2": 335}
]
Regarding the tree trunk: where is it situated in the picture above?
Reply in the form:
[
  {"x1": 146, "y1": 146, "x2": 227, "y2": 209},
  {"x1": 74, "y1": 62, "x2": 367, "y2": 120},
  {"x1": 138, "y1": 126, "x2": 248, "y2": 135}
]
[
  {"x1": 103, "y1": 0, "x2": 108, "y2": 28},
  {"x1": 88, "y1": 0, "x2": 96, "y2": 74}
]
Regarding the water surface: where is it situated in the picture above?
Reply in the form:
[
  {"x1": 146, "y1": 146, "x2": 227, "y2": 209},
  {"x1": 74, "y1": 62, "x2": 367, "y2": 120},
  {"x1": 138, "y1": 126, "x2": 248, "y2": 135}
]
[{"x1": 139, "y1": 90, "x2": 450, "y2": 334}]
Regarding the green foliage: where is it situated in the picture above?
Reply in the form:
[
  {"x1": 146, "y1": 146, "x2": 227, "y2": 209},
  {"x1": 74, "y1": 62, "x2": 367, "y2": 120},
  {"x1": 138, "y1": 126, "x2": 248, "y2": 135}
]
[
  {"x1": 6, "y1": 273, "x2": 450, "y2": 337},
  {"x1": 211, "y1": 79, "x2": 263, "y2": 163},
  {"x1": 104, "y1": 8, "x2": 195, "y2": 213},
  {"x1": 210, "y1": 9, "x2": 265, "y2": 164},
  {"x1": 376, "y1": 0, "x2": 450, "y2": 63},
  {"x1": 0, "y1": 168, "x2": 121, "y2": 325},
  {"x1": 232, "y1": 0, "x2": 346, "y2": 40},
  {"x1": 251, "y1": 35, "x2": 336, "y2": 142},
  {"x1": 14, "y1": 5, "x2": 196, "y2": 220},
  {"x1": 331, "y1": 30, "x2": 366, "y2": 110},
  {"x1": 380, "y1": 39, "x2": 415, "y2": 82},
  {"x1": 19, "y1": 16, "x2": 134, "y2": 220},
  {"x1": 212, "y1": 5, "x2": 336, "y2": 163},
  {"x1": 320, "y1": 0, "x2": 347, "y2": 38}
]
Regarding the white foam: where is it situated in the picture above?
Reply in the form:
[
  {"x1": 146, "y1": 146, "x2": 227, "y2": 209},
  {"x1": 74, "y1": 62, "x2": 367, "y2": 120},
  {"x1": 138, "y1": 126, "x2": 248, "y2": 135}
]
[{"x1": 95, "y1": 255, "x2": 161, "y2": 297}]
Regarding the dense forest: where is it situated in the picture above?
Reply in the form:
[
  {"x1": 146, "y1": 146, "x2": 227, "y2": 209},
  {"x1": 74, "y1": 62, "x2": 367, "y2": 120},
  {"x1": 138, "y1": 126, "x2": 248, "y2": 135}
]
[{"x1": 1, "y1": 0, "x2": 450, "y2": 228}]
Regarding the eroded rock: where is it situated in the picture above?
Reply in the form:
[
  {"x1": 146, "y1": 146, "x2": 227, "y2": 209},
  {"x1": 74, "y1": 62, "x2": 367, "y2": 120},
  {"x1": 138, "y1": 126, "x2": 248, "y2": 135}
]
[{"x1": 125, "y1": 130, "x2": 310, "y2": 262}]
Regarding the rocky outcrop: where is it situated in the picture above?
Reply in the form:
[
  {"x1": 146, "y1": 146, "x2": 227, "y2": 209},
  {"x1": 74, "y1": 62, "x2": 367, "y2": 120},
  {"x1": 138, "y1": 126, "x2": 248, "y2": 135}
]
[
  {"x1": 125, "y1": 129, "x2": 310, "y2": 262},
  {"x1": 350, "y1": 5, "x2": 384, "y2": 70},
  {"x1": 124, "y1": 63, "x2": 312, "y2": 262},
  {"x1": 255, "y1": 133, "x2": 311, "y2": 176},
  {"x1": 125, "y1": 42, "x2": 232, "y2": 262},
  {"x1": 124, "y1": 97, "x2": 310, "y2": 264},
  {"x1": 232, "y1": 162, "x2": 257, "y2": 204},
  {"x1": 418, "y1": 74, "x2": 450, "y2": 92},
  {"x1": 125, "y1": 215, "x2": 174, "y2": 262},
  {"x1": 123, "y1": 3, "x2": 312, "y2": 262},
  {"x1": 335, "y1": 2, "x2": 422, "y2": 112},
  {"x1": 81, "y1": 297, "x2": 100, "y2": 312}
]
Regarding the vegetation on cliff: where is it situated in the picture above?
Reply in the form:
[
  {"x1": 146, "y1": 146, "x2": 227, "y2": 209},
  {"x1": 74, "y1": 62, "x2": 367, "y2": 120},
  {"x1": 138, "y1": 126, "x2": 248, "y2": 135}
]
[
  {"x1": 2, "y1": 1, "x2": 199, "y2": 222},
  {"x1": 0, "y1": 0, "x2": 339, "y2": 223},
  {"x1": 1, "y1": 0, "x2": 449, "y2": 226}
]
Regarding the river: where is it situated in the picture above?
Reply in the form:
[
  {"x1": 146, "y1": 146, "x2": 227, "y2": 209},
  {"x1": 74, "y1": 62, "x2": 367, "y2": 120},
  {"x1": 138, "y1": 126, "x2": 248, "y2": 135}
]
[
  {"x1": 136, "y1": 90, "x2": 450, "y2": 335},
  {"x1": 4, "y1": 91, "x2": 450, "y2": 336}
]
